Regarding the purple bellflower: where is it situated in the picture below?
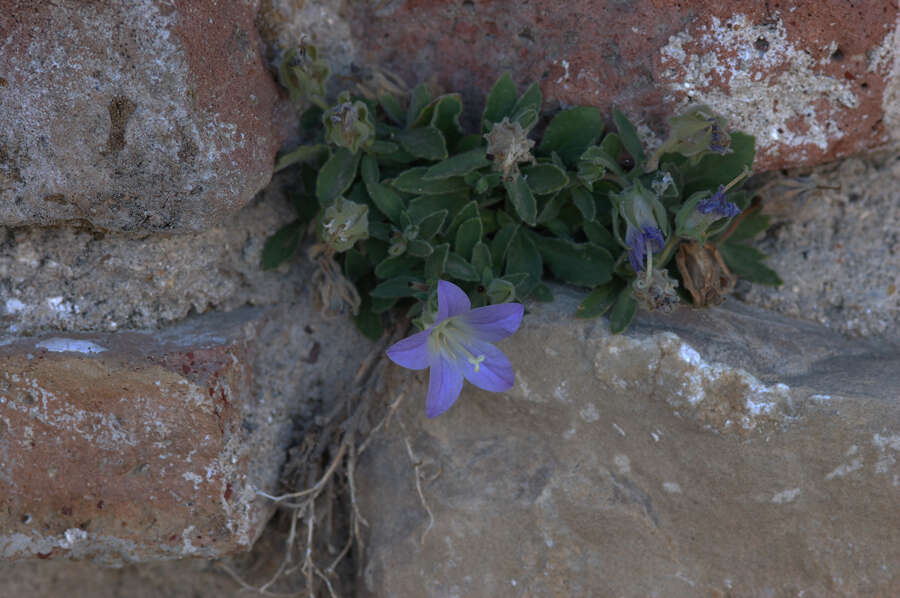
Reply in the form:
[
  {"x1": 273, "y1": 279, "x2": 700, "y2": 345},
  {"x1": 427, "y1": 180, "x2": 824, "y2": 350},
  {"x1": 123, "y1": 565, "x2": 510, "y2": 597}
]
[
  {"x1": 697, "y1": 185, "x2": 741, "y2": 219},
  {"x1": 624, "y1": 197, "x2": 665, "y2": 273},
  {"x1": 386, "y1": 280, "x2": 524, "y2": 418}
]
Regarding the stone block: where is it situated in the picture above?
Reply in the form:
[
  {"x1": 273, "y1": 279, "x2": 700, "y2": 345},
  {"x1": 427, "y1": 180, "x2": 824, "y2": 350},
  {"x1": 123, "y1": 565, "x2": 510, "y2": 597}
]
[
  {"x1": 263, "y1": 0, "x2": 899, "y2": 171},
  {"x1": 0, "y1": 302, "x2": 372, "y2": 564},
  {"x1": 356, "y1": 288, "x2": 900, "y2": 596},
  {"x1": 0, "y1": 0, "x2": 291, "y2": 232}
]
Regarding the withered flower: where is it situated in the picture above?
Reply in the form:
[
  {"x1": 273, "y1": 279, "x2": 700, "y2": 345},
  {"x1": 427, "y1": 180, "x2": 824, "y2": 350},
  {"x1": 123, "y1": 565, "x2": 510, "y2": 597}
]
[{"x1": 675, "y1": 242, "x2": 736, "y2": 307}]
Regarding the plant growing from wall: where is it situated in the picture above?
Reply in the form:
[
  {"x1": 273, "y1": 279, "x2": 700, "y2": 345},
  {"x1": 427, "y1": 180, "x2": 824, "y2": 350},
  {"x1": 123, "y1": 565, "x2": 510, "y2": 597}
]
[{"x1": 265, "y1": 44, "x2": 781, "y2": 341}]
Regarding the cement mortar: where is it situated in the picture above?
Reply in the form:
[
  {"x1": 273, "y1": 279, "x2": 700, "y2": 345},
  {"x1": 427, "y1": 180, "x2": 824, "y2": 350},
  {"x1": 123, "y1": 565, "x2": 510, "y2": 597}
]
[
  {"x1": 739, "y1": 151, "x2": 900, "y2": 339},
  {"x1": 0, "y1": 174, "x2": 311, "y2": 335}
]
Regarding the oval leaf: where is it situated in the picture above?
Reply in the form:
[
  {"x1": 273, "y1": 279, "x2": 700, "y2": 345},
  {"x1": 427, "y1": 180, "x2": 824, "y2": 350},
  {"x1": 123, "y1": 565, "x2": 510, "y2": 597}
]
[
  {"x1": 396, "y1": 126, "x2": 448, "y2": 160},
  {"x1": 503, "y1": 174, "x2": 537, "y2": 226},
  {"x1": 316, "y1": 148, "x2": 361, "y2": 206},
  {"x1": 522, "y1": 163, "x2": 569, "y2": 195},
  {"x1": 455, "y1": 217, "x2": 483, "y2": 261},
  {"x1": 423, "y1": 148, "x2": 491, "y2": 180},
  {"x1": 262, "y1": 220, "x2": 303, "y2": 270},
  {"x1": 533, "y1": 237, "x2": 613, "y2": 287},
  {"x1": 393, "y1": 167, "x2": 469, "y2": 195},
  {"x1": 609, "y1": 286, "x2": 637, "y2": 334},
  {"x1": 538, "y1": 107, "x2": 605, "y2": 165},
  {"x1": 575, "y1": 282, "x2": 620, "y2": 319},
  {"x1": 482, "y1": 72, "x2": 518, "y2": 132}
]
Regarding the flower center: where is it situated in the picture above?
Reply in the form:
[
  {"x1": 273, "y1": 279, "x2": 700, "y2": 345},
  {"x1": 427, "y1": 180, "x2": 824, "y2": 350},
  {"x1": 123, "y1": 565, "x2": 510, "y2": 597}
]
[{"x1": 430, "y1": 319, "x2": 486, "y2": 372}]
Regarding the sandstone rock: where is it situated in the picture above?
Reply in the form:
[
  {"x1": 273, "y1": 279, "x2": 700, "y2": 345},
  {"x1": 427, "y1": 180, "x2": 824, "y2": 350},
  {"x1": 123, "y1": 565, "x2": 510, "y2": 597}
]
[
  {"x1": 261, "y1": 0, "x2": 899, "y2": 171},
  {"x1": 356, "y1": 288, "x2": 900, "y2": 597},
  {"x1": 0, "y1": 301, "x2": 371, "y2": 564},
  {"x1": 0, "y1": 0, "x2": 290, "y2": 232}
]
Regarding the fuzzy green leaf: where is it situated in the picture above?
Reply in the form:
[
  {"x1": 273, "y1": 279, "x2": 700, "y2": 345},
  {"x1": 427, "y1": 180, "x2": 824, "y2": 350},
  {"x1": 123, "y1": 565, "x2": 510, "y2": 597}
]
[
  {"x1": 395, "y1": 126, "x2": 448, "y2": 160},
  {"x1": 505, "y1": 228, "x2": 542, "y2": 281},
  {"x1": 719, "y1": 242, "x2": 782, "y2": 286},
  {"x1": 482, "y1": 72, "x2": 518, "y2": 132},
  {"x1": 609, "y1": 286, "x2": 637, "y2": 334},
  {"x1": 533, "y1": 237, "x2": 613, "y2": 287},
  {"x1": 455, "y1": 217, "x2": 483, "y2": 261},
  {"x1": 406, "y1": 192, "x2": 469, "y2": 222},
  {"x1": 504, "y1": 175, "x2": 537, "y2": 226},
  {"x1": 571, "y1": 186, "x2": 597, "y2": 221},
  {"x1": 425, "y1": 243, "x2": 450, "y2": 280},
  {"x1": 424, "y1": 148, "x2": 491, "y2": 180},
  {"x1": 491, "y1": 223, "x2": 518, "y2": 274},
  {"x1": 354, "y1": 306, "x2": 384, "y2": 340},
  {"x1": 407, "y1": 239, "x2": 433, "y2": 258},
  {"x1": 536, "y1": 192, "x2": 566, "y2": 224},
  {"x1": 582, "y1": 220, "x2": 617, "y2": 251},
  {"x1": 538, "y1": 107, "x2": 605, "y2": 165},
  {"x1": 374, "y1": 255, "x2": 420, "y2": 279},
  {"x1": 275, "y1": 144, "x2": 327, "y2": 172},
  {"x1": 371, "y1": 276, "x2": 422, "y2": 298},
  {"x1": 575, "y1": 282, "x2": 620, "y2": 319},
  {"x1": 392, "y1": 167, "x2": 469, "y2": 195},
  {"x1": 471, "y1": 241, "x2": 492, "y2": 276},
  {"x1": 431, "y1": 94, "x2": 464, "y2": 145},
  {"x1": 261, "y1": 220, "x2": 304, "y2": 270},
  {"x1": 416, "y1": 209, "x2": 448, "y2": 240},
  {"x1": 343, "y1": 249, "x2": 371, "y2": 282},
  {"x1": 511, "y1": 83, "x2": 542, "y2": 127},
  {"x1": 612, "y1": 108, "x2": 646, "y2": 168},
  {"x1": 371, "y1": 140, "x2": 401, "y2": 155},
  {"x1": 446, "y1": 200, "x2": 479, "y2": 240},
  {"x1": 406, "y1": 83, "x2": 431, "y2": 128},
  {"x1": 445, "y1": 252, "x2": 481, "y2": 281},
  {"x1": 521, "y1": 163, "x2": 569, "y2": 195},
  {"x1": 316, "y1": 148, "x2": 361, "y2": 206},
  {"x1": 371, "y1": 296, "x2": 398, "y2": 314},
  {"x1": 366, "y1": 182, "x2": 406, "y2": 225},
  {"x1": 360, "y1": 154, "x2": 380, "y2": 187},
  {"x1": 724, "y1": 211, "x2": 770, "y2": 243},
  {"x1": 378, "y1": 92, "x2": 405, "y2": 124}
]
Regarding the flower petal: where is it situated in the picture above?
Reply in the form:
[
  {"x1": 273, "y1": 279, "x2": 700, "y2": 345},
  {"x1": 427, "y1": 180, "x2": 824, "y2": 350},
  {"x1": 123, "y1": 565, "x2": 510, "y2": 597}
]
[
  {"x1": 436, "y1": 280, "x2": 471, "y2": 321},
  {"x1": 426, "y1": 354, "x2": 465, "y2": 418},
  {"x1": 458, "y1": 302, "x2": 524, "y2": 342},
  {"x1": 458, "y1": 339, "x2": 515, "y2": 393},
  {"x1": 385, "y1": 329, "x2": 431, "y2": 370}
]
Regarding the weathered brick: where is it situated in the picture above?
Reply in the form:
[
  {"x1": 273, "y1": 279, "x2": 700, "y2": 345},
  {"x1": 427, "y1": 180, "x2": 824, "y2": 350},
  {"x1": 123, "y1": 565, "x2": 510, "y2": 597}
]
[
  {"x1": 0, "y1": 0, "x2": 292, "y2": 232},
  {"x1": 0, "y1": 304, "x2": 371, "y2": 564},
  {"x1": 269, "y1": 0, "x2": 898, "y2": 171}
]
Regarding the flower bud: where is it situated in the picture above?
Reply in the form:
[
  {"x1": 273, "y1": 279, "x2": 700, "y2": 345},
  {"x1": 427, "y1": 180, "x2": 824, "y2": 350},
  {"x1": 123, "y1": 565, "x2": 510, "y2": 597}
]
[
  {"x1": 323, "y1": 92, "x2": 375, "y2": 153},
  {"x1": 319, "y1": 198, "x2": 369, "y2": 252}
]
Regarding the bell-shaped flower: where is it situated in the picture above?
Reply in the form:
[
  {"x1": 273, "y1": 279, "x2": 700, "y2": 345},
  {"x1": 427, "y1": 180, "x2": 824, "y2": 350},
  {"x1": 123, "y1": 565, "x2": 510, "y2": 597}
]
[
  {"x1": 613, "y1": 182, "x2": 667, "y2": 273},
  {"x1": 386, "y1": 280, "x2": 524, "y2": 418}
]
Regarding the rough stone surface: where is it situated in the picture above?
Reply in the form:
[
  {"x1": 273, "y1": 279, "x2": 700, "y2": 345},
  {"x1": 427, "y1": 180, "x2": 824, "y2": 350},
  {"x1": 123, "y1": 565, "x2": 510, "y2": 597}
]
[
  {"x1": 0, "y1": 0, "x2": 290, "y2": 232},
  {"x1": 260, "y1": 0, "x2": 899, "y2": 171},
  {"x1": 741, "y1": 152, "x2": 900, "y2": 338},
  {"x1": 357, "y1": 288, "x2": 900, "y2": 597},
  {"x1": 0, "y1": 298, "x2": 371, "y2": 564},
  {"x1": 0, "y1": 173, "x2": 304, "y2": 335}
]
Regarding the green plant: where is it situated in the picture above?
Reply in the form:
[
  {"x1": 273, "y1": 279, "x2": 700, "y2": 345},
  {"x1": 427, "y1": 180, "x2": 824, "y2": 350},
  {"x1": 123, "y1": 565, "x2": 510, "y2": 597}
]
[{"x1": 265, "y1": 46, "x2": 780, "y2": 339}]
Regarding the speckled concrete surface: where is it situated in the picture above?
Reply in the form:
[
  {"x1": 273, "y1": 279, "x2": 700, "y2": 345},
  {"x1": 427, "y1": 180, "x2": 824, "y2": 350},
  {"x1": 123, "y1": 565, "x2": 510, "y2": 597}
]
[{"x1": 739, "y1": 151, "x2": 900, "y2": 339}]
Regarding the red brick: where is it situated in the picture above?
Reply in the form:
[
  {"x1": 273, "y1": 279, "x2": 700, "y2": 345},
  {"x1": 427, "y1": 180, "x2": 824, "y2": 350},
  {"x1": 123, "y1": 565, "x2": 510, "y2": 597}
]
[
  {"x1": 348, "y1": 0, "x2": 897, "y2": 171},
  {"x1": 0, "y1": 308, "x2": 308, "y2": 563}
]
